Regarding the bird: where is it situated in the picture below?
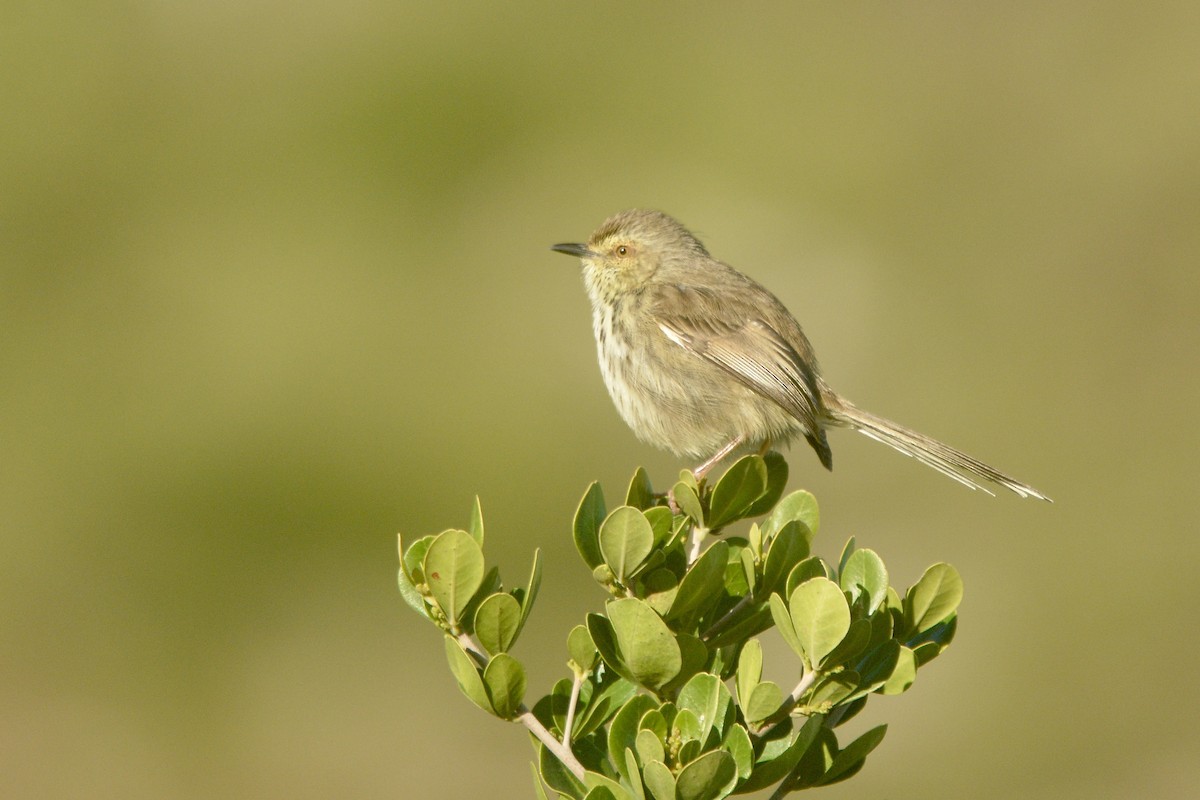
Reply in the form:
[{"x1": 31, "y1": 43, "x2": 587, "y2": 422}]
[{"x1": 551, "y1": 209, "x2": 1049, "y2": 500}]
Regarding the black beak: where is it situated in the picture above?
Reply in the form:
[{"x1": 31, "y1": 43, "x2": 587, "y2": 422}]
[{"x1": 550, "y1": 242, "x2": 597, "y2": 259}]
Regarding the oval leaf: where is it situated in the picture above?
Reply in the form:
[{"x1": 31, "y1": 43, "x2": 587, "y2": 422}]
[
  {"x1": 424, "y1": 530, "x2": 485, "y2": 627},
  {"x1": 788, "y1": 578, "x2": 851, "y2": 668},
  {"x1": 708, "y1": 455, "x2": 768, "y2": 529},
  {"x1": 443, "y1": 635, "x2": 493, "y2": 715},
  {"x1": 608, "y1": 599, "x2": 682, "y2": 690},
  {"x1": 761, "y1": 520, "x2": 811, "y2": 597},
  {"x1": 677, "y1": 672, "x2": 732, "y2": 741},
  {"x1": 475, "y1": 592, "x2": 522, "y2": 655},
  {"x1": 599, "y1": 507, "x2": 654, "y2": 584},
  {"x1": 667, "y1": 540, "x2": 729, "y2": 623},
  {"x1": 574, "y1": 482, "x2": 607, "y2": 569},
  {"x1": 482, "y1": 653, "x2": 526, "y2": 719},
  {"x1": 743, "y1": 450, "x2": 789, "y2": 518},
  {"x1": 905, "y1": 563, "x2": 964, "y2": 634},
  {"x1": 675, "y1": 750, "x2": 736, "y2": 800},
  {"x1": 672, "y1": 481, "x2": 705, "y2": 524},
  {"x1": 762, "y1": 490, "x2": 819, "y2": 538},
  {"x1": 744, "y1": 681, "x2": 784, "y2": 724},
  {"x1": 642, "y1": 760, "x2": 675, "y2": 800},
  {"x1": 840, "y1": 548, "x2": 888, "y2": 614}
]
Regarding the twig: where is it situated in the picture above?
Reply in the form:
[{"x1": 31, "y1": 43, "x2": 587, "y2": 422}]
[
  {"x1": 561, "y1": 670, "x2": 584, "y2": 744},
  {"x1": 517, "y1": 709, "x2": 587, "y2": 781},
  {"x1": 701, "y1": 594, "x2": 754, "y2": 640},
  {"x1": 457, "y1": 632, "x2": 587, "y2": 781}
]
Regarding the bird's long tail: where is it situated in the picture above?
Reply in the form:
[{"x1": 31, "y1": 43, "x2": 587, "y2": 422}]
[{"x1": 826, "y1": 400, "x2": 1051, "y2": 501}]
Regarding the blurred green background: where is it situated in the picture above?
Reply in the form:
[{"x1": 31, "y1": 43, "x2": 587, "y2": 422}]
[{"x1": 3, "y1": 3, "x2": 1198, "y2": 798}]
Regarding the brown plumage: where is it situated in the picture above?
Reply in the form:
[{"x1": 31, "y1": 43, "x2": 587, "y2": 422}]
[{"x1": 552, "y1": 209, "x2": 1049, "y2": 500}]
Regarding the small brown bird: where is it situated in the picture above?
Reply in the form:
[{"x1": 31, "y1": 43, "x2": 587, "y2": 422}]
[{"x1": 552, "y1": 209, "x2": 1048, "y2": 500}]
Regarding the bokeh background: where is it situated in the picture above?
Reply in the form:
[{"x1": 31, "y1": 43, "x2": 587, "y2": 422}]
[{"x1": 3, "y1": 3, "x2": 1198, "y2": 798}]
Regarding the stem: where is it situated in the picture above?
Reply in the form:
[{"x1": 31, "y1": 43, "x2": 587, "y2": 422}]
[
  {"x1": 702, "y1": 593, "x2": 754, "y2": 641},
  {"x1": 517, "y1": 708, "x2": 587, "y2": 781},
  {"x1": 458, "y1": 633, "x2": 587, "y2": 781},
  {"x1": 762, "y1": 670, "x2": 823, "y2": 800},
  {"x1": 753, "y1": 666, "x2": 819, "y2": 739},
  {"x1": 561, "y1": 670, "x2": 584, "y2": 744}
]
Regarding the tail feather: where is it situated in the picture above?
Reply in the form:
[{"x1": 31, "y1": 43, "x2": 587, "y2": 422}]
[{"x1": 827, "y1": 401, "x2": 1051, "y2": 501}]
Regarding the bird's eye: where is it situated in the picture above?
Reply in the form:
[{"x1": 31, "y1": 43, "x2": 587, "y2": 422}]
[{"x1": 616, "y1": 246, "x2": 628, "y2": 256}]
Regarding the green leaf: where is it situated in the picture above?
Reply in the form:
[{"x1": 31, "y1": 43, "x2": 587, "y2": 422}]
[
  {"x1": 848, "y1": 639, "x2": 901, "y2": 700},
  {"x1": 600, "y1": 507, "x2": 655, "y2": 584},
  {"x1": 760, "y1": 520, "x2": 811, "y2": 598},
  {"x1": 708, "y1": 455, "x2": 768, "y2": 529},
  {"x1": 625, "y1": 748, "x2": 647, "y2": 800},
  {"x1": 743, "y1": 450, "x2": 789, "y2": 518},
  {"x1": 607, "y1": 598, "x2": 682, "y2": 690},
  {"x1": 672, "y1": 481, "x2": 705, "y2": 524},
  {"x1": 816, "y1": 724, "x2": 887, "y2": 786},
  {"x1": 402, "y1": 534, "x2": 434, "y2": 584},
  {"x1": 675, "y1": 750, "x2": 737, "y2": 800},
  {"x1": 788, "y1": 578, "x2": 851, "y2": 669},
  {"x1": 474, "y1": 592, "x2": 522, "y2": 655},
  {"x1": 643, "y1": 506, "x2": 675, "y2": 547},
  {"x1": 839, "y1": 548, "x2": 888, "y2": 614},
  {"x1": 739, "y1": 547, "x2": 757, "y2": 597},
  {"x1": 910, "y1": 615, "x2": 957, "y2": 665},
  {"x1": 735, "y1": 714, "x2": 823, "y2": 794},
  {"x1": 635, "y1": 729, "x2": 665, "y2": 769},
  {"x1": 905, "y1": 563, "x2": 964, "y2": 634},
  {"x1": 588, "y1": 614, "x2": 635, "y2": 686},
  {"x1": 539, "y1": 742, "x2": 586, "y2": 798},
  {"x1": 468, "y1": 495, "x2": 485, "y2": 547},
  {"x1": 672, "y1": 708, "x2": 702, "y2": 745},
  {"x1": 574, "y1": 482, "x2": 607, "y2": 569},
  {"x1": 515, "y1": 548, "x2": 542, "y2": 638},
  {"x1": 482, "y1": 653, "x2": 526, "y2": 719},
  {"x1": 397, "y1": 535, "x2": 429, "y2": 616},
  {"x1": 820, "y1": 618, "x2": 872, "y2": 670},
  {"x1": 531, "y1": 762, "x2": 550, "y2": 800},
  {"x1": 608, "y1": 695, "x2": 660, "y2": 776},
  {"x1": 573, "y1": 674, "x2": 638, "y2": 740},
  {"x1": 677, "y1": 672, "x2": 732, "y2": 741},
  {"x1": 585, "y1": 770, "x2": 632, "y2": 800},
  {"x1": 642, "y1": 569, "x2": 679, "y2": 617},
  {"x1": 662, "y1": 633, "x2": 710, "y2": 696},
  {"x1": 837, "y1": 536, "x2": 857, "y2": 577},
  {"x1": 880, "y1": 645, "x2": 917, "y2": 695},
  {"x1": 582, "y1": 787, "x2": 619, "y2": 800},
  {"x1": 642, "y1": 761, "x2": 676, "y2": 800},
  {"x1": 744, "y1": 681, "x2": 784, "y2": 723},
  {"x1": 762, "y1": 490, "x2": 819, "y2": 539},
  {"x1": 443, "y1": 635, "x2": 492, "y2": 715},
  {"x1": 704, "y1": 604, "x2": 773, "y2": 650},
  {"x1": 424, "y1": 530, "x2": 485, "y2": 627},
  {"x1": 735, "y1": 639, "x2": 763, "y2": 706},
  {"x1": 785, "y1": 556, "x2": 831, "y2": 597},
  {"x1": 769, "y1": 593, "x2": 804, "y2": 659},
  {"x1": 568, "y1": 624, "x2": 598, "y2": 671},
  {"x1": 626, "y1": 467, "x2": 655, "y2": 510},
  {"x1": 667, "y1": 540, "x2": 729, "y2": 624},
  {"x1": 805, "y1": 672, "x2": 856, "y2": 711},
  {"x1": 724, "y1": 723, "x2": 754, "y2": 778}
]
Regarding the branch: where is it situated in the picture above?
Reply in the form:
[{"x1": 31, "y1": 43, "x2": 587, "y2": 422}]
[
  {"x1": 458, "y1": 633, "x2": 587, "y2": 781},
  {"x1": 517, "y1": 708, "x2": 587, "y2": 781}
]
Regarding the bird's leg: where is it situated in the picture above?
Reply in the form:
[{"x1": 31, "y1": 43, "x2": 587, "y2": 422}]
[
  {"x1": 692, "y1": 435, "x2": 746, "y2": 482},
  {"x1": 756, "y1": 437, "x2": 773, "y2": 457}
]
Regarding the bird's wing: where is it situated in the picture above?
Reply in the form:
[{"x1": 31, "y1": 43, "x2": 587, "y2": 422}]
[{"x1": 651, "y1": 284, "x2": 826, "y2": 439}]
